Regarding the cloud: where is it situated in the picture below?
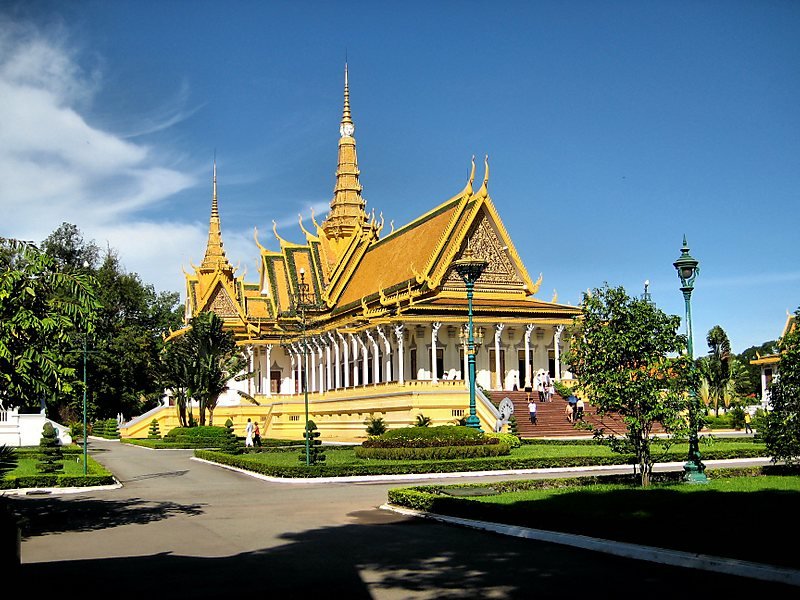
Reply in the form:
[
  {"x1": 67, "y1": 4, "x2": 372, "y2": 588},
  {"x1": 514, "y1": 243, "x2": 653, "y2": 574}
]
[{"x1": 0, "y1": 17, "x2": 199, "y2": 295}]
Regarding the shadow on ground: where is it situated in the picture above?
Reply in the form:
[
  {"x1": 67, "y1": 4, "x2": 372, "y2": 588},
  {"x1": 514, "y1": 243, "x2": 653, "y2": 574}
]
[{"x1": 15, "y1": 504, "x2": 798, "y2": 599}]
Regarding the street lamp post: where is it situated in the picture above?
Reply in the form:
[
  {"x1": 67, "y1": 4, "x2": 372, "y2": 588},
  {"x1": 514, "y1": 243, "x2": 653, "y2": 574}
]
[
  {"x1": 453, "y1": 248, "x2": 488, "y2": 431},
  {"x1": 673, "y1": 236, "x2": 707, "y2": 483},
  {"x1": 82, "y1": 333, "x2": 88, "y2": 476},
  {"x1": 296, "y1": 268, "x2": 312, "y2": 466}
]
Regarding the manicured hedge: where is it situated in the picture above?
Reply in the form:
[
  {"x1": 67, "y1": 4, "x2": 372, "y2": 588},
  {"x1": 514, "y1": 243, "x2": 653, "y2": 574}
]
[
  {"x1": 354, "y1": 443, "x2": 510, "y2": 460},
  {"x1": 0, "y1": 474, "x2": 116, "y2": 490}
]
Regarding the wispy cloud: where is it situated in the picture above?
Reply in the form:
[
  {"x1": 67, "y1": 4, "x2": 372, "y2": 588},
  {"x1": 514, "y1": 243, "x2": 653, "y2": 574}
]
[{"x1": 0, "y1": 18, "x2": 201, "y2": 294}]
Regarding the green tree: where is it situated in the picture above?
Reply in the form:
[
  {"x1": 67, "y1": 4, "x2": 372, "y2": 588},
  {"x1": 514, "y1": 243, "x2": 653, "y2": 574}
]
[
  {"x1": 563, "y1": 284, "x2": 695, "y2": 487},
  {"x1": 161, "y1": 311, "x2": 248, "y2": 427},
  {"x1": 763, "y1": 307, "x2": 800, "y2": 463},
  {"x1": 41, "y1": 225, "x2": 183, "y2": 423},
  {"x1": 697, "y1": 325, "x2": 731, "y2": 416},
  {"x1": 738, "y1": 339, "x2": 779, "y2": 399},
  {"x1": 0, "y1": 238, "x2": 98, "y2": 410}
]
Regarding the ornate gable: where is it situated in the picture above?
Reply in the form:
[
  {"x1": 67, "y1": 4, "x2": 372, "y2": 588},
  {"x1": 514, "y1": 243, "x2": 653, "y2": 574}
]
[{"x1": 207, "y1": 281, "x2": 240, "y2": 318}]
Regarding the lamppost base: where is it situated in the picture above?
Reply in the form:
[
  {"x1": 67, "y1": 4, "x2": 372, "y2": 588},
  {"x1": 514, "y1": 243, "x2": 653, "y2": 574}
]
[
  {"x1": 465, "y1": 415, "x2": 482, "y2": 431},
  {"x1": 683, "y1": 461, "x2": 708, "y2": 484}
]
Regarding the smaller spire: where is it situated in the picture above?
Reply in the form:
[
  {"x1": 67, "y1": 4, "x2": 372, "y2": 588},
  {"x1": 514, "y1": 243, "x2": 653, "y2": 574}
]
[{"x1": 200, "y1": 161, "x2": 232, "y2": 273}]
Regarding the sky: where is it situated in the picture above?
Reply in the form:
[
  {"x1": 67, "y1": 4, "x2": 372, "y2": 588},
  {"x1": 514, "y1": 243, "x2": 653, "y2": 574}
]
[{"x1": 0, "y1": 0, "x2": 798, "y2": 355}]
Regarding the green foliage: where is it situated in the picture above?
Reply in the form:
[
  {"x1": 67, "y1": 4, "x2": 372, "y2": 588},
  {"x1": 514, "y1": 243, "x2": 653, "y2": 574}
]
[
  {"x1": 738, "y1": 339, "x2": 779, "y2": 399},
  {"x1": 763, "y1": 307, "x2": 800, "y2": 463},
  {"x1": 0, "y1": 445, "x2": 18, "y2": 478},
  {"x1": 160, "y1": 311, "x2": 248, "y2": 427},
  {"x1": 364, "y1": 415, "x2": 387, "y2": 436},
  {"x1": 39, "y1": 224, "x2": 183, "y2": 424},
  {"x1": 36, "y1": 423, "x2": 64, "y2": 474},
  {"x1": 163, "y1": 425, "x2": 230, "y2": 449},
  {"x1": 553, "y1": 380, "x2": 572, "y2": 399},
  {"x1": 147, "y1": 419, "x2": 161, "y2": 439},
  {"x1": 300, "y1": 420, "x2": 325, "y2": 465},
  {"x1": 0, "y1": 237, "x2": 99, "y2": 412},
  {"x1": 220, "y1": 419, "x2": 242, "y2": 454},
  {"x1": 507, "y1": 415, "x2": 520, "y2": 438},
  {"x1": 369, "y1": 425, "x2": 486, "y2": 447},
  {"x1": 91, "y1": 418, "x2": 121, "y2": 439},
  {"x1": 728, "y1": 405, "x2": 746, "y2": 430},
  {"x1": 486, "y1": 432, "x2": 522, "y2": 449},
  {"x1": 415, "y1": 413, "x2": 432, "y2": 427},
  {"x1": 564, "y1": 284, "x2": 696, "y2": 487},
  {"x1": 354, "y1": 442, "x2": 511, "y2": 460},
  {"x1": 69, "y1": 422, "x2": 84, "y2": 440}
]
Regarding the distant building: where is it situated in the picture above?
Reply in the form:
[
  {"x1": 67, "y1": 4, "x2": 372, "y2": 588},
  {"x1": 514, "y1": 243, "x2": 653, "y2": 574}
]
[{"x1": 750, "y1": 312, "x2": 797, "y2": 407}]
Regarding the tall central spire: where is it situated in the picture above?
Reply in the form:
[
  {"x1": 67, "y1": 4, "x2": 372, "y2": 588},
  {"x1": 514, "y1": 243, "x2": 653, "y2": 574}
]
[
  {"x1": 322, "y1": 63, "x2": 367, "y2": 240},
  {"x1": 200, "y1": 161, "x2": 233, "y2": 273}
]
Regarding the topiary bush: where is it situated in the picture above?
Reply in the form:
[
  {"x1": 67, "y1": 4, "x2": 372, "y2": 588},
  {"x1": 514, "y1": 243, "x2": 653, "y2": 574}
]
[
  {"x1": 355, "y1": 442, "x2": 510, "y2": 460},
  {"x1": 486, "y1": 432, "x2": 521, "y2": 449},
  {"x1": 508, "y1": 415, "x2": 520, "y2": 438},
  {"x1": 220, "y1": 420, "x2": 242, "y2": 454},
  {"x1": 147, "y1": 419, "x2": 161, "y2": 439},
  {"x1": 300, "y1": 420, "x2": 325, "y2": 465},
  {"x1": 36, "y1": 423, "x2": 63, "y2": 474}
]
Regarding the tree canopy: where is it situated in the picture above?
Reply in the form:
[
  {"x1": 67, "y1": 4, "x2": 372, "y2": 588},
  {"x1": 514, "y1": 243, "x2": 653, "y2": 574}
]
[
  {"x1": 762, "y1": 307, "x2": 800, "y2": 463},
  {"x1": 0, "y1": 237, "x2": 99, "y2": 410},
  {"x1": 40, "y1": 223, "x2": 183, "y2": 423},
  {"x1": 564, "y1": 284, "x2": 696, "y2": 486}
]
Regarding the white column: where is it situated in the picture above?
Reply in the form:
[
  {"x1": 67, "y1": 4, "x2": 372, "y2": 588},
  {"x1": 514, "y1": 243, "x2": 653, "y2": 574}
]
[
  {"x1": 494, "y1": 323, "x2": 505, "y2": 390},
  {"x1": 264, "y1": 345, "x2": 272, "y2": 397},
  {"x1": 524, "y1": 324, "x2": 534, "y2": 389},
  {"x1": 329, "y1": 333, "x2": 340, "y2": 390},
  {"x1": 350, "y1": 334, "x2": 359, "y2": 387},
  {"x1": 289, "y1": 350, "x2": 297, "y2": 394},
  {"x1": 359, "y1": 335, "x2": 369, "y2": 385},
  {"x1": 377, "y1": 326, "x2": 392, "y2": 383},
  {"x1": 314, "y1": 338, "x2": 325, "y2": 393},
  {"x1": 394, "y1": 324, "x2": 405, "y2": 384},
  {"x1": 431, "y1": 322, "x2": 442, "y2": 383},
  {"x1": 554, "y1": 325, "x2": 564, "y2": 380},
  {"x1": 248, "y1": 346, "x2": 255, "y2": 396},
  {"x1": 294, "y1": 343, "x2": 303, "y2": 395},
  {"x1": 366, "y1": 329, "x2": 380, "y2": 383},
  {"x1": 338, "y1": 331, "x2": 350, "y2": 388},
  {"x1": 325, "y1": 337, "x2": 332, "y2": 391}
]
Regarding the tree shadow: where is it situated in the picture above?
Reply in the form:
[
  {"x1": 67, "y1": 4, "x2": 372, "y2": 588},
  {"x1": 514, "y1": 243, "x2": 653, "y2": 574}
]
[
  {"x1": 8, "y1": 496, "x2": 205, "y2": 537},
  {"x1": 16, "y1": 509, "x2": 798, "y2": 599}
]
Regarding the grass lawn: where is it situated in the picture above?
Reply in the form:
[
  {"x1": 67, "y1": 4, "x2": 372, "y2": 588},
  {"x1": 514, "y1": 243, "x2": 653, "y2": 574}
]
[{"x1": 389, "y1": 474, "x2": 800, "y2": 570}]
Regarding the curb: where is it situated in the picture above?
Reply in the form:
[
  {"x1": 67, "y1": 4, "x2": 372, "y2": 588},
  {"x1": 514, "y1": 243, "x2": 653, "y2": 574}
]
[{"x1": 380, "y1": 504, "x2": 800, "y2": 587}]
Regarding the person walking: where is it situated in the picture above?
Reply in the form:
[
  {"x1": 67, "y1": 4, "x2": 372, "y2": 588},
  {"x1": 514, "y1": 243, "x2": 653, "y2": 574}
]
[
  {"x1": 545, "y1": 372, "x2": 554, "y2": 402},
  {"x1": 575, "y1": 397, "x2": 585, "y2": 421},
  {"x1": 245, "y1": 418, "x2": 254, "y2": 447},
  {"x1": 536, "y1": 371, "x2": 546, "y2": 403},
  {"x1": 744, "y1": 411, "x2": 753, "y2": 434},
  {"x1": 528, "y1": 400, "x2": 537, "y2": 425},
  {"x1": 565, "y1": 400, "x2": 574, "y2": 423},
  {"x1": 253, "y1": 421, "x2": 262, "y2": 447}
]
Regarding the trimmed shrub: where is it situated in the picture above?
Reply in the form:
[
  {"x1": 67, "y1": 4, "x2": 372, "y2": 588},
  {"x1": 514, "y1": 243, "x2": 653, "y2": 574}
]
[
  {"x1": 220, "y1": 419, "x2": 242, "y2": 454},
  {"x1": 147, "y1": 419, "x2": 161, "y2": 439},
  {"x1": 486, "y1": 432, "x2": 521, "y2": 449},
  {"x1": 164, "y1": 425, "x2": 230, "y2": 448},
  {"x1": 355, "y1": 442, "x2": 510, "y2": 460},
  {"x1": 364, "y1": 425, "x2": 491, "y2": 448},
  {"x1": 36, "y1": 423, "x2": 63, "y2": 474},
  {"x1": 508, "y1": 415, "x2": 520, "y2": 438},
  {"x1": 299, "y1": 420, "x2": 325, "y2": 465}
]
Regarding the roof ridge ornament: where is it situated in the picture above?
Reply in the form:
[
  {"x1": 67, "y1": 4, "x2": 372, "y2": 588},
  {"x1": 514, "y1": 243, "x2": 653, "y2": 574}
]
[{"x1": 476, "y1": 155, "x2": 489, "y2": 199}]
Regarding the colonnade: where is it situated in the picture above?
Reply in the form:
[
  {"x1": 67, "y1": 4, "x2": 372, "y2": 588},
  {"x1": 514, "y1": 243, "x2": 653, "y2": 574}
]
[{"x1": 245, "y1": 321, "x2": 569, "y2": 397}]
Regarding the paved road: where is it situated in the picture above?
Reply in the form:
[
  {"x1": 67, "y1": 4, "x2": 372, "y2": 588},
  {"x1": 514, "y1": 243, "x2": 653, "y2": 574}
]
[{"x1": 9, "y1": 440, "x2": 797, "y2": 599}]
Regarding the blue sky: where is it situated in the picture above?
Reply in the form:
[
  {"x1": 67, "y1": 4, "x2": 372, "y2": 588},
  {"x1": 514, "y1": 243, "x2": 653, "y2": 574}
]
[{"x1": 1, "y1": 1, "x2": 798, "y2": 354}]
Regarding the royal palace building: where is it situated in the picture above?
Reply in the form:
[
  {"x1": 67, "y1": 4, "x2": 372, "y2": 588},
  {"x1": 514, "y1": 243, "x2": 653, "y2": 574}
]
[{"x1": 122, "y1": 67, "x2": 581, "y2": 441}]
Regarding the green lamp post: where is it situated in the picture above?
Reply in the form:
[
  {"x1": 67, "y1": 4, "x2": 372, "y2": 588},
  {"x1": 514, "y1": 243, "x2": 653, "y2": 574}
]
[
  {"x1": 295, "y1": 268, "x2": 313, "y2": 466},
  {"x1": 453, "y1": 248, "x2": 488, "y2": 431},
  {"x1": 673, "y1": 236, "x2": 707, "y2": 483}
]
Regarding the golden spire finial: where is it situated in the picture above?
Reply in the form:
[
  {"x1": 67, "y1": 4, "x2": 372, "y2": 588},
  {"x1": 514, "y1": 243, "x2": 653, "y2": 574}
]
[
  {"x1": 200, "y1": 161, "x2": 232, "y2": 273},
  {"x1": 323, "y1": 62, "x2": 367, "y2": 240}
]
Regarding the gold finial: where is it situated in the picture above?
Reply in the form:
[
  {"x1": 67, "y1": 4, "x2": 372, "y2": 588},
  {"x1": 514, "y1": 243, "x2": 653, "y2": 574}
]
[
  {"x1": 476, "y1": 155, "x2": 489, "y2": 198},
  {"x1": 340, "y1": 62, "x2": 354, "y2": 137},
  {"x1": 200, "y1": 161, "x2": 232, "y2": 273}
]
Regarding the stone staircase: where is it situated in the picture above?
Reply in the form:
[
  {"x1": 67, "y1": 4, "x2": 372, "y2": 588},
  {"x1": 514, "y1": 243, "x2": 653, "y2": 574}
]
[{"x1": 497, "y1": 390, "x2": 645, "y2": 439}]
